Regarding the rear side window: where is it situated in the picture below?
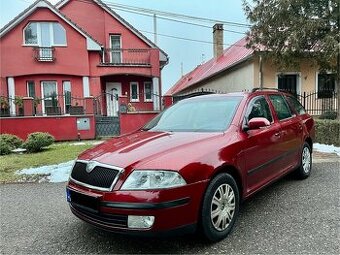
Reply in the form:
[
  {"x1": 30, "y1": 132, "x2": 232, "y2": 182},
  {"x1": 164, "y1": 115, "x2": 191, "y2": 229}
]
[
  {"x1": 246, "y1": 96, "x2": 273, "y2": 123},
  {"x1": 269, "y1": 95, "x2": 292, "y2": 120},
  {"x1": 286, "y1": 96, "x2": 306, "y2": 115}
]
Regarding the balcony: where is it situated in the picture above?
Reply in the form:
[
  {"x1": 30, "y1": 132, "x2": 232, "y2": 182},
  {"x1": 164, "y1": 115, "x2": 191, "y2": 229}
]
[
  {"x1": 33, "y1": 47, "x2": 55, "y2": 62},
  {"x1": 100, "y1": 48, "x2": 151, "y2": 66}
]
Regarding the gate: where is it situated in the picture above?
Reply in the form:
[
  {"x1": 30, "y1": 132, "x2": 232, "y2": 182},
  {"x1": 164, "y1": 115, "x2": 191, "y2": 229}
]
[
  {"x1": 95, "y1": 116, "x2": 120, "y2": 137},
  {"x1": 94, "y1": 93, "x2": 120, "y2": 137}
]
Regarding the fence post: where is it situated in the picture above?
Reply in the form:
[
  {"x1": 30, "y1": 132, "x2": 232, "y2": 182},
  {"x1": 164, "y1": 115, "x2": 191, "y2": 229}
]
[
  {"x1": 23, "y1": 97, "x2": 34, "y2": 116},
  {"x1": 84, "y1": 96, "x2": 94, "y2": 115},
  {"x1": 303, "y1": 91, "x2": 306, "y2": 108}
]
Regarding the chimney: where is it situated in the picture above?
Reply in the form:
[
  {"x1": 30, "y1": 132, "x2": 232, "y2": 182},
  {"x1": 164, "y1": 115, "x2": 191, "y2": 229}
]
[{"x1": 213, "y1": 23, "x2": 224, "y2": 58}]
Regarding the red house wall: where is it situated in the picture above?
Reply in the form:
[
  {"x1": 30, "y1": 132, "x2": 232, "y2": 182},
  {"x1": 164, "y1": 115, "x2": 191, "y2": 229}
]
[
  {"x1": 0, "y1": 115, "x2": 95, "y2": 141},
  {"x1": 120, "y1": 112, "x2": 158, "y2": 135},
  {"x1": 61, "y1": 0, "x2": 161, "y2": 78},
  {"x1": 0, "y1": 9, "x2": 91, "y2": 78},
  {"x1": 103, "y1": 75, "x2": 154, "y2": 111}
]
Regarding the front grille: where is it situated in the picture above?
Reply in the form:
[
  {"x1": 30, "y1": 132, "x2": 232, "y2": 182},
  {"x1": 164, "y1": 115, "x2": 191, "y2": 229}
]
[
  {"x1": 71, "y1": 204, "x2": 128, "y2": 228},
  {"x1": 71, "y1": 161, "x2": 120, "y2": 189}
]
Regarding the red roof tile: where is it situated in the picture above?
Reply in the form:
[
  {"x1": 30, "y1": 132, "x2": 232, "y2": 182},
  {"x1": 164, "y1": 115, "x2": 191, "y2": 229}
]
[{"x1": 165, "y1": 37, "x2": 254, "y2": 96}]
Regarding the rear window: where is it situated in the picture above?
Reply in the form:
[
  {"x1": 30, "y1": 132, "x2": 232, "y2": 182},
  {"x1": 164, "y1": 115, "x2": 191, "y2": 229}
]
[{"x1": 286, "y1": 96, "x2": 306, "y2": 115}]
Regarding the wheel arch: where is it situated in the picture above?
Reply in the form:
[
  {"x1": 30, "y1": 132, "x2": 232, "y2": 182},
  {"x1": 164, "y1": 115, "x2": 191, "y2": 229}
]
[
  {"x1": 305, "y1": 136, "x2": 313, "y2": 152},
  {"x1": 210, "y1": 164, "x2": 244, "y2": 200}
]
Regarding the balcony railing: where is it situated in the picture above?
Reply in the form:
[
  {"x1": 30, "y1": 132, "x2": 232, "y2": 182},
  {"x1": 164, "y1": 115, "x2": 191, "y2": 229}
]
[
  {"x1": 100, "y1": 48, "x2": 151, "y2": 66},
  {"x1": 33, "y1": 47, "x2": 55, "y2": 62}
]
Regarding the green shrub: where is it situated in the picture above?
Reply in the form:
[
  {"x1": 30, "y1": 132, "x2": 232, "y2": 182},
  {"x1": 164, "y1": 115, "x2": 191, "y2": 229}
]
[
  {"x1": 0, "y1": 134, "x2": 23, "y2": 155},
  {"x1": 0, "y1": 141, "x2": 12, "y2": 155},
  {"x1": 315, "y1": 119, "x2": 340, "y2": 146},
  {"x1": 319, "y1": 110, "x2": 337, "y2": 120},
  {"x1": 23, "y1": 132, "x2": 55, "y2": 153}
]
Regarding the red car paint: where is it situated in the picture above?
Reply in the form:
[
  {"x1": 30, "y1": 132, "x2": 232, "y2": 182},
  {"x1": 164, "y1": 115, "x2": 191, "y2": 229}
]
[{"x1": 67, "y1": 91, "x2": 315, "y2": 235}]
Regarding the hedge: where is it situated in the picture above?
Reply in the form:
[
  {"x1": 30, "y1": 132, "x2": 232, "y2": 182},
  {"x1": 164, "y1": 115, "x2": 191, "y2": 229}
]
[
  {"x1": 315, "y1": 119, "x2": 340, "y2": 146},
  {"x1": 22, "y1": 132, "x2": 55, "y2": 153},
  {"x1": 0, "y1": 134, "x2": 23, "y2": 155}
]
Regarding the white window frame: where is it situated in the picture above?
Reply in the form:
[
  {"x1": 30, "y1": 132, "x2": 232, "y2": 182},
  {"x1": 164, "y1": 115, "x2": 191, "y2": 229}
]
[
  {"x1": 130, "y1": 82, "x2": 139, "y2": 102},
  {"x1": 23, "y1": 22, "x2": 67, "y2": 47},
  {"x1": 144, "y1": 81, "x2": 153, "y2": 102},
  {"x1": 109, "y1": 34, "x2": 122, "y2": 63},
  {"x1": 41, "y1": 81, "x2": 58, "y2": 115},
  {"x1": 315, "y1": 71, "x2": 337, "y2": 99},
  {"x1": 63, "y1": 81, "x2": 71, "y2": 115},
  {"x1": 26, "y1": 81, "x2": 35, "y2": 98},
  {"x1": 275, "y1": 72, "x2": 301, "y2": 95}
]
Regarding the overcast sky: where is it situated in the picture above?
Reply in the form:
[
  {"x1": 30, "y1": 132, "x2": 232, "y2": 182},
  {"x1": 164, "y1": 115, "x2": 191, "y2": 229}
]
[{"x1": 0, "y1": 0, "x2": 249, "y2": 93}]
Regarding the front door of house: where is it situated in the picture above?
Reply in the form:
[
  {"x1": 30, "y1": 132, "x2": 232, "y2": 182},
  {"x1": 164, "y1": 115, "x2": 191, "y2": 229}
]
[
  {"x1": 106, "y1": 82, "x2": 121, "y2": 117},
  {"x1": 278, "y1": 74, "x2": 298, "y2": 96}
]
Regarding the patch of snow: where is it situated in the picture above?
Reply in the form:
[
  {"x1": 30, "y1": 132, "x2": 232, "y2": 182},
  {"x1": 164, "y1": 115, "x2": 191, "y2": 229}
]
[
  {"x1": 70, "y1": 142, "x2": 86, "y2": 145},
  {"x1": 314, "y1": 143, "x2": 340, "y2": 156},
  {"x1": 11, "y1": 148, "x2": 26, "y2": 153},
  {"x1": 16, "y1": 160, "x2": 74, "y2": 183}
]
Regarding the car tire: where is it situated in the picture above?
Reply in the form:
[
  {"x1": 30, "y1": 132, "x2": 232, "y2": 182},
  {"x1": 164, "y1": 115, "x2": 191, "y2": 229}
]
[
  {"x1": 295, "y1": 142, "x2": 312, "y2": 180},
  {"x1": 200, "y1": 173, "x2": 239, "y2": 242}
]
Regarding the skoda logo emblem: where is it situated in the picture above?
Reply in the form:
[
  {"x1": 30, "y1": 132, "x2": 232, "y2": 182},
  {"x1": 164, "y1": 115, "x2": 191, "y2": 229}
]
[{"x1": 86, "y1": 161, "x2": 96, "y2": 173}]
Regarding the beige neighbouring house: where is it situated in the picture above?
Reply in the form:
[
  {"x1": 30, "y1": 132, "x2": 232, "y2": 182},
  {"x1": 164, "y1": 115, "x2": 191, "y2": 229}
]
[{"x1": 165, "y1": 24, "x2": 337, "y2": 115}]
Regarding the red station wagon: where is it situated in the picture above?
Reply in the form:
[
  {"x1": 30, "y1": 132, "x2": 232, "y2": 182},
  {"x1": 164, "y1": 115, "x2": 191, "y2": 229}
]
[{"x1": 66, "y1": 89, "x2": 315, "y2": 242}]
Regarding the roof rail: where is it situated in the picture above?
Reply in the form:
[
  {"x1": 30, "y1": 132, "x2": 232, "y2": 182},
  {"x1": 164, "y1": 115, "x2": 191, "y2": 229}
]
[{"x1": 251, "y1": 87, "x2": 293, "y2": 93}]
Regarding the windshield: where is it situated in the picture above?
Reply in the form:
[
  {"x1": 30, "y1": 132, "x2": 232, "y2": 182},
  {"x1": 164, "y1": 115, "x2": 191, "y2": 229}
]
[{"x1": 143, "y1": 96, "x2": 242, "y2": 132}]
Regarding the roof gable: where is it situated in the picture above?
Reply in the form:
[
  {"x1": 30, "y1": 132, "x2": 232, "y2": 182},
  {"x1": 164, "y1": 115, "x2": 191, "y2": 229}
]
[
  {"x1": 0, "y1": 0, "x2": 102, "y2": 51},
  {"x1": 165, "y1": 37, "x2": 254, "y2": 96},
  {"x1": 56, "y1": 0, "x2": 168, "y2": 62}
]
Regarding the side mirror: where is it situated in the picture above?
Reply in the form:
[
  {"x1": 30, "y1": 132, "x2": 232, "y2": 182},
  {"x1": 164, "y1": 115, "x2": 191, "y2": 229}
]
[{"x1": 247, "y1": 117, "x2": 270, "y2": 130}]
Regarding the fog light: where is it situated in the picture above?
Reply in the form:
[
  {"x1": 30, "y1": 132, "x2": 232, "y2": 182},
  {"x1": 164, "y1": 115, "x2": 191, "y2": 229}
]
[{"x1": 127, "y1": 215, "x2": 155, "y2": 229}]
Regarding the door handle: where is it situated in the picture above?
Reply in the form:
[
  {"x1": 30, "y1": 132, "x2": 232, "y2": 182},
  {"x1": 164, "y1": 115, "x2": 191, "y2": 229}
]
[{"x1": 274, "y1": 132, "x2": 281, "y2": 137}]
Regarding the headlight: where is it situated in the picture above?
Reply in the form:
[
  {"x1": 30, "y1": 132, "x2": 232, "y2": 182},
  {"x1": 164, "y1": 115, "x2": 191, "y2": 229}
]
[{"x1": 121, "y1": 170, "x2": 186, "y2": 190}]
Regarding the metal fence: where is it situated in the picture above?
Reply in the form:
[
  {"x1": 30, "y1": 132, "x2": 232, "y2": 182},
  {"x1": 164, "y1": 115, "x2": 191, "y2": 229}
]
[
  {"x1": 0, "y1": 94, "x2": 90, "y2": 117},
  {"x1": 171, "y1": 89, "x2": 338, "y2": 116}
]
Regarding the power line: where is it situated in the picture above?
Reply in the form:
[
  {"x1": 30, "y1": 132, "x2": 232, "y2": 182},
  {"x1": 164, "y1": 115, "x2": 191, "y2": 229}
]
[
  {"x1": 139, "y1": 29, "x2": 247, "y2": 48},
  {"x1": 110, "y1": 6, "x2": 246, "y2": 35},
  {"x1": 102, "y1": 1, "x2": 251, "y2": 28}
]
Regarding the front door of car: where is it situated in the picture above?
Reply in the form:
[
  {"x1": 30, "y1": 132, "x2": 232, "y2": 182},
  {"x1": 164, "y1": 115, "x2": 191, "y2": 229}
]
[{"x1": 241, "y1": 96, "x2": 283, "y2": 195}]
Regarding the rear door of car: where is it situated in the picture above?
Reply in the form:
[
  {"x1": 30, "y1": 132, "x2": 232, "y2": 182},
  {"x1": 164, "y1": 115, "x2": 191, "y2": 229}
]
[
  {"x1": 241, "y1": 95, "x2": 283, "y2": 194},
  {"x1": 268, "y1": 94, "x2": 303, "y2": 174}
]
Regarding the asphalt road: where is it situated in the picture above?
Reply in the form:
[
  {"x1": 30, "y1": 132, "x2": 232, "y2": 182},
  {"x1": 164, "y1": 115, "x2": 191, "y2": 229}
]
[{"x1": 1, "y1": 162, "x2": 339, "y2": 254}]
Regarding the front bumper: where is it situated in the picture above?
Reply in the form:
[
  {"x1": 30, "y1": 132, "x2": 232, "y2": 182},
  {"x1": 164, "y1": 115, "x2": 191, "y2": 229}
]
[{"x1": 67, "y1": 179, "x2": 208, "y2": 234}]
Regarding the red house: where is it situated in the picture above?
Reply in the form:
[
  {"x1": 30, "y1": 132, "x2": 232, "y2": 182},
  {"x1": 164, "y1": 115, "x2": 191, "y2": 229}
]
[{"x1": 0, "y1": 0, "x2": 168, "y2": 140}]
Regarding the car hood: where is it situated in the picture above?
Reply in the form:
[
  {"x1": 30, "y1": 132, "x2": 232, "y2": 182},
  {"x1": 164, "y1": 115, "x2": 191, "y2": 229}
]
[{"x1": 78, "y1": 131, "x2": 224, "y2": 170}]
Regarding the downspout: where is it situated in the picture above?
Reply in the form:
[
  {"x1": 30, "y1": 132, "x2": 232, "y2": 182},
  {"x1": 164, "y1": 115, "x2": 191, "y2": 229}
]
[{"x1": 259, "y1": 54, "x2": 263, "y2": 89}]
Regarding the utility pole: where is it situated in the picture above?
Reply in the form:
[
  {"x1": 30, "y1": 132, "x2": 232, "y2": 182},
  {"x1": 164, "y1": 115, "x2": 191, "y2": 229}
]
[
  {"x1": 153, "y1": 14, "x2": 157, "y2": 45},
  {"x1": 337, "y1": 0, "x2": 340, "y2": 119}
]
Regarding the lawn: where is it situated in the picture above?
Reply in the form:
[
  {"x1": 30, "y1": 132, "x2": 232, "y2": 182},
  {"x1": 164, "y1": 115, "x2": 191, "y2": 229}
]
[{"x1": 0, "y1": 142, "x2": 94, "y2": 182}]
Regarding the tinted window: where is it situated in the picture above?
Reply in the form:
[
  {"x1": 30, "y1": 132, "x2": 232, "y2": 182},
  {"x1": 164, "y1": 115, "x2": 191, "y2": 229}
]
[
  {"x1": 143, "y1": 97, "x2": 242, "y2": 132},
  {"x1": 286, "y1": 96, "x2": 306, "y2": 115},
  {"x1": 247, "y1": 96, "x2": 273, "y2": 123},
  {"x1": 269, "y1": 95, "x2": 292, "y2": 120}
]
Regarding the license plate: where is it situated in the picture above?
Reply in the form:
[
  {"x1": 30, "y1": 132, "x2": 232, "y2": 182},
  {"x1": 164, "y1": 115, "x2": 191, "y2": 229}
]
[
  {"x1": 66, "y1": 187, "x2": 72, "y2": 202},
  {"x1": 66, "y1": 187, "x2": 99, "y2": 212}
]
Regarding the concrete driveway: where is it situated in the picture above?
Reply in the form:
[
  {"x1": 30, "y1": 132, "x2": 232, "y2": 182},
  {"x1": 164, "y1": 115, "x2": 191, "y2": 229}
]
[{"x1": 0, "y1": 161, "x2": 339, "y2": 254}]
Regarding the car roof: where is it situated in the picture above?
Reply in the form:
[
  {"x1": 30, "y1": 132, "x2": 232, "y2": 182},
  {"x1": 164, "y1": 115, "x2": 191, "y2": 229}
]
[{"x1": 180, "y1": 89, "x2": 292, "y2": 102}]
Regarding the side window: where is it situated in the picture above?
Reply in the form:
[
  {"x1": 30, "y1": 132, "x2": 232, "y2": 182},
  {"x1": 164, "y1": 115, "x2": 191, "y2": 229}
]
[
  {"x1": 269, "y1": 95, "x2": 292, "y2": 120},
  {"x1": 247, "y1": 96, "x2": 273, "y2": 123},
  {"x1": 286, "y1": 96, "x2": 306, "y2": 115}
]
